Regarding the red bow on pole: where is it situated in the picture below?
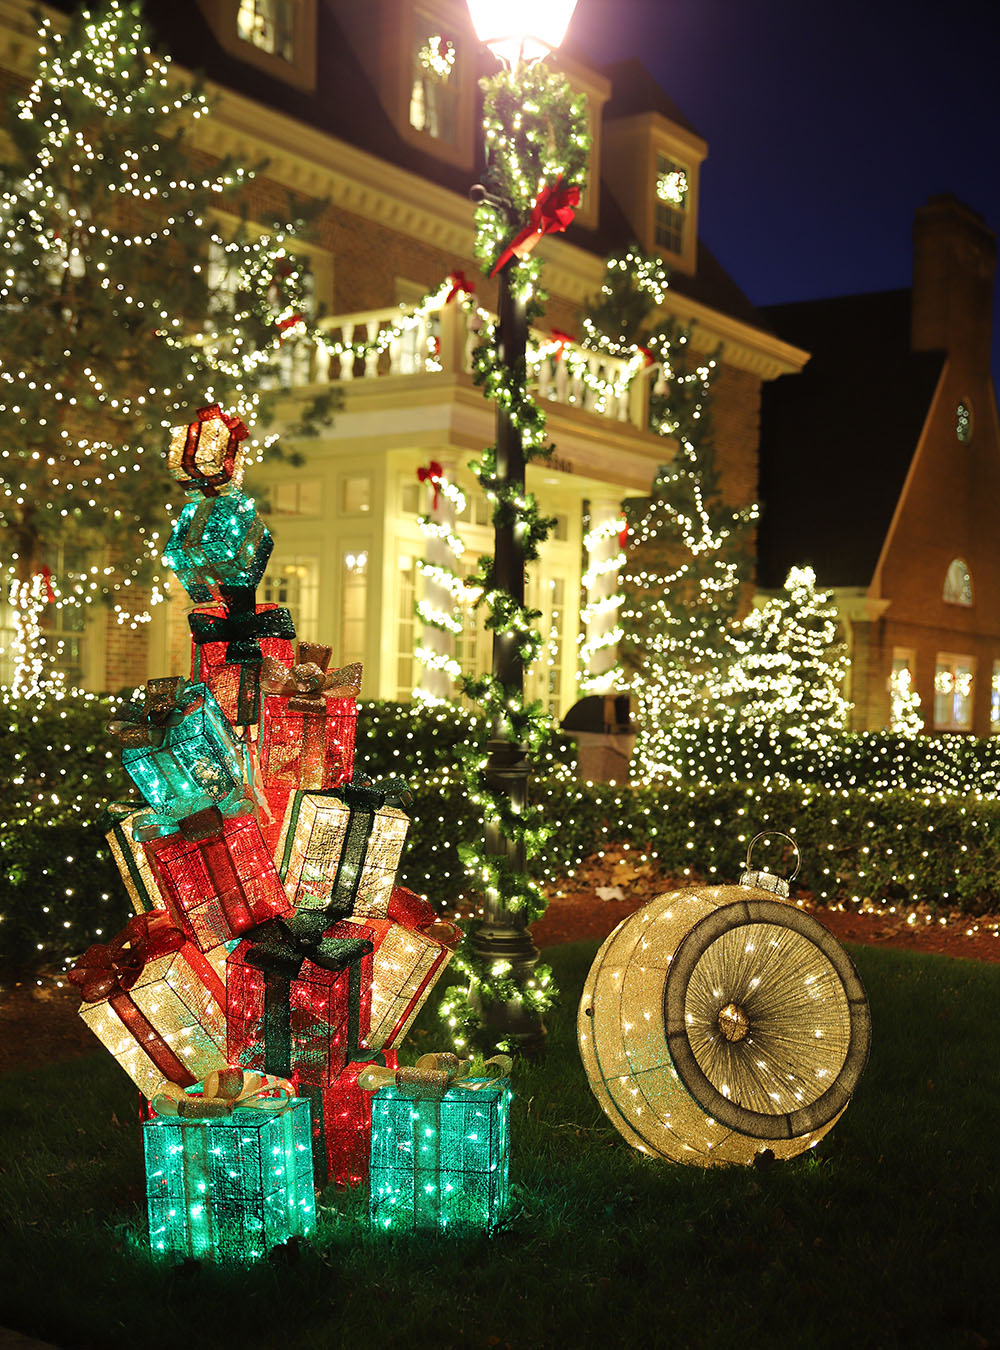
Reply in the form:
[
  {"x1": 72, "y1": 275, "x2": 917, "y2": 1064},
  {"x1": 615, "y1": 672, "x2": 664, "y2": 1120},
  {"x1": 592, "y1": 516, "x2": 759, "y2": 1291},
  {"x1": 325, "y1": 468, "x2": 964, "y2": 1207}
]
[
  {"x1": 36, "y1": 565, "x2": 56, "y2": 604},
  {"x1": 444, "y1": 270, "x2": 475, "y2": 305},
  {"x1": 417, "y1": 460, "x2": 445, "y2": 511},
  {"x1": 489, "y1": 177, "x2": 581, "y2": 278},
  {"x1": 550, "y1": 329, "x2": 574, "y2": 362},
  {"x1": 619, "y1": 524, "x2": 629, "y2": 551}
]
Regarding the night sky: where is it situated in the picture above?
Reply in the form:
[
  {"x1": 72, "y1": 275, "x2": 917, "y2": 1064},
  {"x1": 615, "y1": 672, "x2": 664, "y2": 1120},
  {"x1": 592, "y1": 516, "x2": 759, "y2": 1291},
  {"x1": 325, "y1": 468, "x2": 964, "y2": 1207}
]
[{"x1": 571, "y1": 0, "x2": 1000, "y2": 388}]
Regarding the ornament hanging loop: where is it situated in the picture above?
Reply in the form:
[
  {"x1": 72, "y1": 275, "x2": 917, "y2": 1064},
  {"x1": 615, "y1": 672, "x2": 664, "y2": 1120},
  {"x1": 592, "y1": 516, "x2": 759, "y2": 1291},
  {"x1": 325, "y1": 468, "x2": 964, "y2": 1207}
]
[{"x1": 740, "y1": 830, "x2": 801, "y2": 899}]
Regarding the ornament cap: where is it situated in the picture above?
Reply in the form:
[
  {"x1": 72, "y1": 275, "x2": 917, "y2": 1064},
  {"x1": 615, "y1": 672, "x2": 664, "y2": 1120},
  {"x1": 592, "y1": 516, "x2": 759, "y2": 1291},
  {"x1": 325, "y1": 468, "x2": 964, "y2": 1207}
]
[{"x1": 739, "y1": 830, "x2": 800, "y2": 899}]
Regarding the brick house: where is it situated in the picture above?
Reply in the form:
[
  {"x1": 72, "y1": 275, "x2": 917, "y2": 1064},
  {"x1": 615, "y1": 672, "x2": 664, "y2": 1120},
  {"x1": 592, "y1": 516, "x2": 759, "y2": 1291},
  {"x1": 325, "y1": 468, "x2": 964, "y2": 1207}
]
[
  {"x1": 757, "y1": 196, "x2": 1000, "y2": 737},
  {"x1": 0, "y1": 0, "x2": 805, "y2": 710}
]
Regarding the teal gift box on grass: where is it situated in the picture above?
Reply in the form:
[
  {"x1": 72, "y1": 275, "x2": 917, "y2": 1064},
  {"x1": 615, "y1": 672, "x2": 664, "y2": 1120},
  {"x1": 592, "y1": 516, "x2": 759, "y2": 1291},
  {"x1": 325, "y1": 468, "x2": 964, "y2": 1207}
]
[
  {"x1": 366, "y1": 1055, "x2": 512, "y2": 1233},
  {"x1": 143, "y1": 1072, "x2": 316, "y2": 1262}
]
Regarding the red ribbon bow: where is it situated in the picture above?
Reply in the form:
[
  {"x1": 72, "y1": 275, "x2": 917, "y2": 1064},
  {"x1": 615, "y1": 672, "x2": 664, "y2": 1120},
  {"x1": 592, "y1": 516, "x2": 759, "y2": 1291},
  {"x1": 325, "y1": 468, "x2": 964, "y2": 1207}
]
[
  {"x1": 490, "y1": 177, "x2": 580, "y2": 278},
  {"x1": 550, "y1": 329, "x2": 574, "y2": 362},
  {"x1": 417, "y1": 460, "x2": 445, "y2": 510},
  {"x1": 37, "y1": 565, "x2": 55, "y2": 604},
  {"x1": 277, "y1": 312, "x2": 305, "y2": 336},
  {"x1": 444, "y1": 270, "x2": 475, "y2": 305},
  {"x1": 67, "y1": 912, "x2": 187, "y2": 1003},
  {"x1": 637, "y1": 345, "x2": 656, "y2": 368}
]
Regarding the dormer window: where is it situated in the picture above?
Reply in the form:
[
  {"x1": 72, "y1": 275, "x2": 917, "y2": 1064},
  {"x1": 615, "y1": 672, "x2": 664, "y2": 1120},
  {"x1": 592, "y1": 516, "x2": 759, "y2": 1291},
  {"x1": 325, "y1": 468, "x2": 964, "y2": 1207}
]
[
  {"x1": 654, "y1": 153, "x2": 689, "y2": 254},
  {"x1": 237, "y1": 0, "x2": 295, "y2": 60},
  {"x1": 409, "y1": 15, "x2": 460, "y2": 144}
]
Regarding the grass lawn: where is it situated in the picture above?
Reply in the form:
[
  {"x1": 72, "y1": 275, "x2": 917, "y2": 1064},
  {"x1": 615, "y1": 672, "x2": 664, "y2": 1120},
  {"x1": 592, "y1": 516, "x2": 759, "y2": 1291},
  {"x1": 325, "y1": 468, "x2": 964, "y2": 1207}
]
[{"x1": 1, "y1": 941, "x2": 998, "y2": 1349}]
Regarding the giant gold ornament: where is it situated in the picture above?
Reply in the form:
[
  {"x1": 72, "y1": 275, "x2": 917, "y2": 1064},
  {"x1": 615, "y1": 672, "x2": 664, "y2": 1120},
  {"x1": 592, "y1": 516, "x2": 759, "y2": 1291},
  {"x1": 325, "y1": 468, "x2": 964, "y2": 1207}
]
[{"x1": 578, "y1": 834, "x2": 871, "y2": 1166}]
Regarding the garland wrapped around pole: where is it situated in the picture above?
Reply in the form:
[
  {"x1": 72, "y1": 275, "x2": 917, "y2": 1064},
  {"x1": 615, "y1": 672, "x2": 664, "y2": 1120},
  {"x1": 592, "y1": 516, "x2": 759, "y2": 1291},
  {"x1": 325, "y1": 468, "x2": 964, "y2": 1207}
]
[{"x1": 438, "y1": 62, "x2": 589, "y2": 1055}]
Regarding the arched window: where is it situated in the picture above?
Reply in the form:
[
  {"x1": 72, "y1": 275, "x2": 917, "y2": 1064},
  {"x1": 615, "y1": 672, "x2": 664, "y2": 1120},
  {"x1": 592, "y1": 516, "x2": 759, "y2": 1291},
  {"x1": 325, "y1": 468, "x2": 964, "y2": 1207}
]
[
  {"x1": 943, "y1": 558, "x2": 973, "y2": 606},
  {"x1": 956, "y1": 402, "x2": 973, "y2": 444}
]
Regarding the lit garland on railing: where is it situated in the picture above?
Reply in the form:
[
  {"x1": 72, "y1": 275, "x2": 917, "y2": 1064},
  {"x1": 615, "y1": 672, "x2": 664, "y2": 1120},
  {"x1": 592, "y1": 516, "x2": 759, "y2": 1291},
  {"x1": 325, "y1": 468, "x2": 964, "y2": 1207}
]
[{"x1": 438, "y1": 60, "x2": 589, "y2": 1047}]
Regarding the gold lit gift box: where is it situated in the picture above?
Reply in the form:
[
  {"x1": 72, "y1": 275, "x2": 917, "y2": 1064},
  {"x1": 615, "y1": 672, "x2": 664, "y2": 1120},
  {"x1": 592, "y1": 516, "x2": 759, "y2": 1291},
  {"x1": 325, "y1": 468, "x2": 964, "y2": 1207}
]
[
  {"x1": 102, "y1": 801, "x2": 166, "y2": 915},
  {"x1": 166, "y1": 403, "x2": 249, "y2": 496},
  {"x1": 68, "y1": 912, "x2": 228, "y2": 1101},
  {"x1": 274, "y1": 778, "x2": 410, "y2": 921}
]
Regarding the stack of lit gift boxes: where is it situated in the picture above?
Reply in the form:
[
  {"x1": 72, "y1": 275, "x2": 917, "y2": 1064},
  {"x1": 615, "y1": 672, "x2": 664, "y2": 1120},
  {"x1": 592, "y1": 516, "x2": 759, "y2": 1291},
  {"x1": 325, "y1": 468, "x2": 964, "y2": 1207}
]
[{"x1": 70, "y1": 406, "x2": 512, "y2": 1262}]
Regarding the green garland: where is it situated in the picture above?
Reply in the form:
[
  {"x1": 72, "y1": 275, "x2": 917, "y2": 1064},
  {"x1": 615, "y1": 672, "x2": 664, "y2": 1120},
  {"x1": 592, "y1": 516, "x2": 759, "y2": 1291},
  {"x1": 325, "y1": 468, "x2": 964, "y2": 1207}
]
[{"x1": 440, "y1": 64, "x2": 590, "y2": 1050}]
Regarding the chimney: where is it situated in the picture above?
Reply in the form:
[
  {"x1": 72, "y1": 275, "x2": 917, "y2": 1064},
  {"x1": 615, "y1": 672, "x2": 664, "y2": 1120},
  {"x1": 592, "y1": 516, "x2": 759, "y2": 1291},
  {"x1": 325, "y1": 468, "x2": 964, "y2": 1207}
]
[{"x1": 910, "y1": 195, "x2": 996, "y2": 374}]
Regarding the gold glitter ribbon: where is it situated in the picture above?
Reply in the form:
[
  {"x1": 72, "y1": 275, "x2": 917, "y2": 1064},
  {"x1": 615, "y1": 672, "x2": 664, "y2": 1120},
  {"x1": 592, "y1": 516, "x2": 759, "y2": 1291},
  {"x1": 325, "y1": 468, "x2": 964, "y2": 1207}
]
[{"x1": 150, "y1": 1067, "x2": 293, "y2": 1118}]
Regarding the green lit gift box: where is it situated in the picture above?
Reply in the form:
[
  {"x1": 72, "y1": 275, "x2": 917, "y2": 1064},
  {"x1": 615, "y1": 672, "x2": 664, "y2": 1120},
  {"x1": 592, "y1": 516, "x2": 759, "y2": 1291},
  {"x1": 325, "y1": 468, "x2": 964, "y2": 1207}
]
[
  {"x1": 365, "y1": 1054, "x2": 512, "y2": 1233},
  {"x1": 143, "y1": 1069, "x2": 316, "y2": 1263}
]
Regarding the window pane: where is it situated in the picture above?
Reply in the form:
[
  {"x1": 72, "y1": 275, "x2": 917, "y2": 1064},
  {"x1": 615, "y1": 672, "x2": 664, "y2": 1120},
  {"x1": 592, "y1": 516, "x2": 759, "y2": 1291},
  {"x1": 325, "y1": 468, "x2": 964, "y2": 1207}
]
[
  {"x1": 396, "y1": 552, "x2": 417, "y2": 699},
  {"x1": 237, "y1": 0, "x2": 294, "y2": 60},
  {"x1": 934, "y1": 655, "x2": 974, "y2": 731},
  {"x1": 654, "y1": 153, "x2": 688, "y2": 254},
  {"x1": 943, "y1": 558, "x2": 973, "y2": 606},
  {"x1": 409, "y1": 17, "x2": 459, "y2": 143},
  {"x1": 342, "y1": 476, "x2": 372, "y2": 515},
  {"x1": 341, "y1": 549, "x2": 369, "y2": 667},
  {"x1": 261, "y1": 556, "x2": 319, "y2": 637}
]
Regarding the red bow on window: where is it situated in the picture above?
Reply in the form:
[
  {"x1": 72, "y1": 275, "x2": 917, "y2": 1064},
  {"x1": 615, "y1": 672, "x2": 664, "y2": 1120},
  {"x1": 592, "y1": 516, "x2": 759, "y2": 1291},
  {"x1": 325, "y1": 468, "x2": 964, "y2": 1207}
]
[
  {"x1": 417, "y1": 460, "x2": 445, "y2": 510},
  {"x1": 444, "y1": 270, "x2": 475, "y2": 305},
  {"x1": 37, "y1": 565, "x2": 56, "y2": 604},
  {"x1": 550, "y1": 329, "x2": 574, "y2": 362},
  {"x1": 489, "y1": 177, "x2": 581, "y2": 278}
]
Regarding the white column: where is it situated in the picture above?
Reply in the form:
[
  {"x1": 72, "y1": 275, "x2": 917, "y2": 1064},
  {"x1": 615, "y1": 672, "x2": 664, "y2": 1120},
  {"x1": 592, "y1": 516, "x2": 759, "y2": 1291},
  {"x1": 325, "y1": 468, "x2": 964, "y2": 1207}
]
[
  {"x1": 580, "y1": 495, "x2": 625, "y2": 692},
  {"x1": 416, "y1": 458, "x2": 461, "y2": 703}
]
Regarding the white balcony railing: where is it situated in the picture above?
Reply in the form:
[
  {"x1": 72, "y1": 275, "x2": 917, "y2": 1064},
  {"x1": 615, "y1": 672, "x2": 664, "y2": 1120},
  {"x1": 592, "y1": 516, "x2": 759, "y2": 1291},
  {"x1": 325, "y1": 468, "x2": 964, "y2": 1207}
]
[{"x1": 272, "y1": 301, "x2": 651, "y2": 430}]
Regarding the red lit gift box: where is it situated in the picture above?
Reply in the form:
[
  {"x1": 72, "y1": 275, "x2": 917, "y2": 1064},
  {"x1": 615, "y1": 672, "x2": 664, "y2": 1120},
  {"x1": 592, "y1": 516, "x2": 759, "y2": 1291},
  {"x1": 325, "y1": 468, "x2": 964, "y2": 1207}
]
[
  {"x1": 227, "y1": 913, "x2": 373, "y2": 1088},
  {"x1": 297, "y1": 1049, "x2": 399, "y2": 1190},
  {"x1": 145, "y1": 806, "x2": 292, "y2": 954},
  {"x1": 189, "y1": 587, "x2": 296, "y2": 727},
  {"x1": 68, "y1": 912, "x2": 228, "y2": 1101},
  {"x1": 257, "y1": 644, "x2": 361, "y2": 791}
]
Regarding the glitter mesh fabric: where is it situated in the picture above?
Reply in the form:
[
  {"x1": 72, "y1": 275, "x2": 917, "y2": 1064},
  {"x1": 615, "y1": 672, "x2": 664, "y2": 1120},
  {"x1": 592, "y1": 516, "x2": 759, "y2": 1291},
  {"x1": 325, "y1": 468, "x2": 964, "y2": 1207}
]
[
  {"x1": 227, "y1": 920, "x2": 374, "y2": 1087},
  {"x1": 162, "y1": 491, "x2": 272, "y2": 604},
  {"x1": 341, "y1": 916, "x2": 452, "y2": 1051},
  {"x1": 297, "y1": 1050, "x2": 399, "y2": 1190},
  {"x1": 578, "y1": 884, "x2": 870, "y2": 1166},
  {"x1": 77, "y1": 941, "x2": 228, "y2": 1101},
  {"x1": 120, "y1": 685, "x2": 246, "y2": 818},
  {"x1": 275, "y1": 791, "x2": 409, "y2": 918},
  {"x1": 165, "y1": 406, "x2": 248, "y2": 495},
  {"x1": 190, "y1": 602, "x2": 296, "y2": 726},
  {"x1": 144, "y1": 1096, "x2": 315, "y2": 1262},
  {"x1": 258, "y1": 697, "x2": 358, "y2": 791},
  {"x1": 104, "y1": 808, "x2": 165, "y2": 914},
  {"x1": 146, "y1": 814, "x2": 292, "y2": 953},
  {"x1": 369, "y1": 1080, "x2": 512, "y2": 1232}
]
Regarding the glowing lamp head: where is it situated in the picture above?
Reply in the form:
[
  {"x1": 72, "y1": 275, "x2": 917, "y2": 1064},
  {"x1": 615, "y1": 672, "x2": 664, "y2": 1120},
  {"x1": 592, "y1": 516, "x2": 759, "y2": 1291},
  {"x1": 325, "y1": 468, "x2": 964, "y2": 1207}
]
[{"x1": 466, "y1": 0, "x2": 578, "y2": 67}]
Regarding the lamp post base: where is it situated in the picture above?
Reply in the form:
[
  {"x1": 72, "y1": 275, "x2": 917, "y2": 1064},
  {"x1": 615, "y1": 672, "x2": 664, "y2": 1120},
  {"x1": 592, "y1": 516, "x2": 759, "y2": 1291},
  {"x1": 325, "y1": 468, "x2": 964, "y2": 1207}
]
[{"x1": 467, "y1": 920, "x2": 548, "y2": 1059}]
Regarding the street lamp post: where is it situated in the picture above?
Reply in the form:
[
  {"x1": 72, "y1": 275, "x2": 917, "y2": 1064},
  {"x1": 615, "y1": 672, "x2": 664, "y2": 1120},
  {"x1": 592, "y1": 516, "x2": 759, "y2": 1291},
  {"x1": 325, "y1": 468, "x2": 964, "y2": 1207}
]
[{"x1": 464, "y1": 0, "x2": 579, "y2": 1057}]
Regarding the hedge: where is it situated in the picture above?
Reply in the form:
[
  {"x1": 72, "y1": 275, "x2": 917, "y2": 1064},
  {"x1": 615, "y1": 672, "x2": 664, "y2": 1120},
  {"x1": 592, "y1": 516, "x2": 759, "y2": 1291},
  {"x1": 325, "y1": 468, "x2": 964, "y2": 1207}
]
[{"x1": 3, "y1": 692, "x2": 1000, "y2": 974}]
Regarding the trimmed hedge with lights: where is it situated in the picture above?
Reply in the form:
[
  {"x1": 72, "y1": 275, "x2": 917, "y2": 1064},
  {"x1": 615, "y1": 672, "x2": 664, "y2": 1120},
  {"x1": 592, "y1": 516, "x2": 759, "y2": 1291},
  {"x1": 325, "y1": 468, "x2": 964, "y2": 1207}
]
[{"x1": 4, "y1": 693, "x2": 1000, "y2": 974}]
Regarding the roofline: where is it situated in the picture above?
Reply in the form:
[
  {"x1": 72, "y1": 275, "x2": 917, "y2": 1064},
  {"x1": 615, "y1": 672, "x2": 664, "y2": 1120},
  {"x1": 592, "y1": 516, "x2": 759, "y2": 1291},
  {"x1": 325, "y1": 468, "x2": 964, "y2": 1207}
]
[{"x1": 0, "y1": 0, "x2": 803, "y2": 379}]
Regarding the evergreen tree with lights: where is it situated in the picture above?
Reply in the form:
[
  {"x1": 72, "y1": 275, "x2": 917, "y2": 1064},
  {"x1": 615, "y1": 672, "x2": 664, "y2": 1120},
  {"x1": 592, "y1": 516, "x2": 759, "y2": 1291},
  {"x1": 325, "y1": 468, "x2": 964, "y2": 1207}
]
[
  {"x1": 728, "y1": 565, "x2": 851, "y2": 741},
  {"x1": 581, "y1": 247, "x2": 757, "y2": 778},
  {"x1": 0, "y1": 0, "x2": 330, "y2": 694}
]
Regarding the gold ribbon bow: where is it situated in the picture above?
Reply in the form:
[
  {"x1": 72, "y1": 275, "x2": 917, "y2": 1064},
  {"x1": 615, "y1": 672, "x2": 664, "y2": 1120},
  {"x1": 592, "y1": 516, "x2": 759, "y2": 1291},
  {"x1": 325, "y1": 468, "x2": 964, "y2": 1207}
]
[
  {"x1": 260, "y1": 641, "x2": 362, "y2": 705},
  {"x1": 358, "y1": 1052, "x2": 512, "y2": 1096},
  {"x1": 150, "y1": 1067, "x2": 293, "y2": 1118}
]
